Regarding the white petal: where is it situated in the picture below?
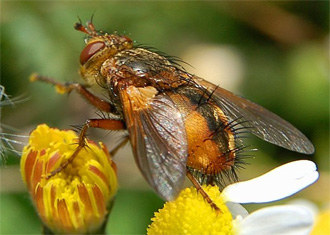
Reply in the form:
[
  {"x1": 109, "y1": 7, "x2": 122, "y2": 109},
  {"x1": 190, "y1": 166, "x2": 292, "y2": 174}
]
[
  {"x1": 226, "y1": 201, "x2": 249, "y2": 219},
  {"x1": 288, "y1": 199, "x2": 319, "y2": 220},
  {"x1": 222, "y1": 160, "x2": 319, "y2": 203},
  {"x1": 237, "y1": 205, "x2": 314, "y2": 235}
]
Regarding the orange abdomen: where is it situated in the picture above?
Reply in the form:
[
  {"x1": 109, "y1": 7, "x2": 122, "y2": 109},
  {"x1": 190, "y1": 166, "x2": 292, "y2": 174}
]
[{"x1": 168, "y1": 86, "x2": 238, "y2": 184}]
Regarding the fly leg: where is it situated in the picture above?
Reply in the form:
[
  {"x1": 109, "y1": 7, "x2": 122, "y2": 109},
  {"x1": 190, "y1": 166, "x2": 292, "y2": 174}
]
[
  {"x1": 30, "y1": 74, "x2": 125, "y2": 177},
  {"x1": 30, "y1": 73, "x2": 113, "y2": 113},
  {"x1": 186, "y1": 171, "x2": 221, "y2": 213},
  {"x1": 46, "y1": 119, "x2": 125, "y2": 179}
]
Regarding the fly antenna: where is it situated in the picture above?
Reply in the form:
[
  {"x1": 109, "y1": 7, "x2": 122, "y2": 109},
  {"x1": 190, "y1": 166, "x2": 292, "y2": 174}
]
[
  {"x1": 87, "y1": 14, "x2": 97, "y2": 34},
  {"x1": 74, "y1": 16, "x2": 98, "y2": 36}
]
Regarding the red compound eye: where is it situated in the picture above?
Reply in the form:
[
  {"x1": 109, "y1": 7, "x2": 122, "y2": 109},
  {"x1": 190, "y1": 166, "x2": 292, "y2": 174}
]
[{"x1": 80, "y1": 41, "x2": 105, "y2": 65}]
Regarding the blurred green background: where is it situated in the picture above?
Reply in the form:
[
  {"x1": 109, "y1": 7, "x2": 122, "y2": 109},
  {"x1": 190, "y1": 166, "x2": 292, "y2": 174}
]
[{"x1": 1, "y1": 1, "x2": 329, "y2": 234}]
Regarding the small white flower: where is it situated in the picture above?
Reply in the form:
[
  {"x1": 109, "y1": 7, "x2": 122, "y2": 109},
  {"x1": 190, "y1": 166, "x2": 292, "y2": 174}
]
[{"x1": 148, "y1": 160, "x2": 319, "y2": 235}]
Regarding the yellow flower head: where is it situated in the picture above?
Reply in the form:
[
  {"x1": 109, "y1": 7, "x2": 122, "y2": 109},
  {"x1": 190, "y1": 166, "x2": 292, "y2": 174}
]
[
  {"x1": 20, "y1": 124, "x2": 118, "y2": 234},
  {"x1": 148, "y1": 185, "x2": 233, "y2": 235}
]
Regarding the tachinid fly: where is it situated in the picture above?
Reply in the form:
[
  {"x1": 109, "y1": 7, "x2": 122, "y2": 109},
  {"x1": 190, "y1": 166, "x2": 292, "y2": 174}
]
[{"x1": 31, "y1": 19, "x2": 315, "y2": 209}]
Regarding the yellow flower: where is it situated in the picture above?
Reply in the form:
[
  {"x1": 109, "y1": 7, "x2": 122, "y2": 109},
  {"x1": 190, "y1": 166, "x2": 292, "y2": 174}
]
[
  {"x1": 148, "y1": 185, "x2": 233, "y2": 235},
  {"x1": 148, "y1": 161, "x2": 319, "y2": 235},
  {"x1": 20, "y1": 124, "x2": 117, "y2": 234}
]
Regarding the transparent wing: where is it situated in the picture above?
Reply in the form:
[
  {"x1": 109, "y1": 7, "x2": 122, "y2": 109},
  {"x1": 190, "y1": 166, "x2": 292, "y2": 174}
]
[
  {"x1": 194, "y1": 77, "x2": 314, "y2": 154},
  {"x1": 120, "y1": 86, "x2": 188, "y2": 201}
]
